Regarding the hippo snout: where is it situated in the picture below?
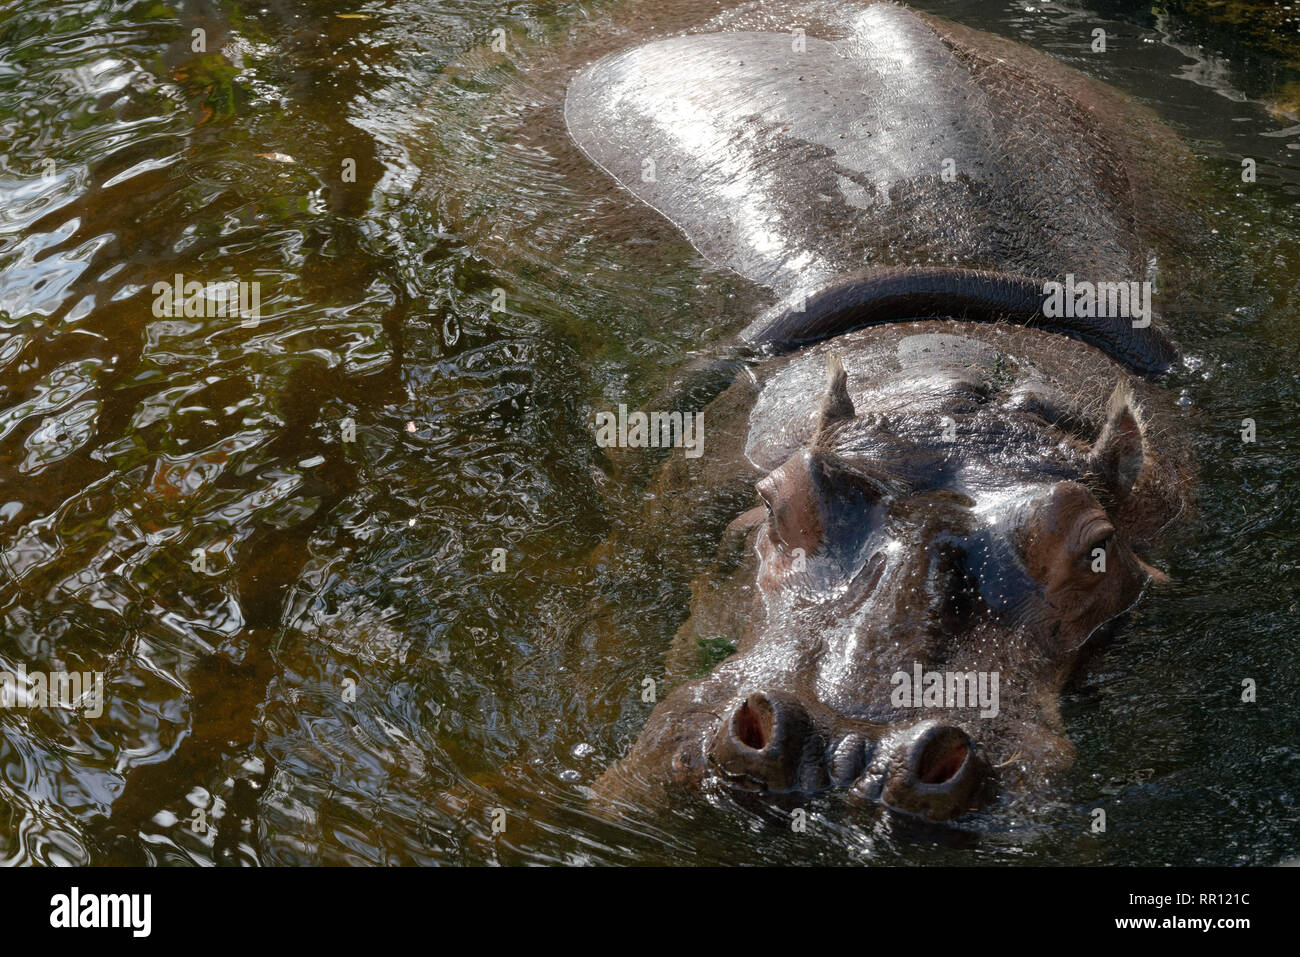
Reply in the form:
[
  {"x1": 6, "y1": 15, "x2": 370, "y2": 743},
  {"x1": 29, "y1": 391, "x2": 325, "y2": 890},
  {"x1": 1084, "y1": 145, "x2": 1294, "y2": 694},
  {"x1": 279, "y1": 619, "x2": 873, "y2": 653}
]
[
  {"x1": 876, "y1": 721, "x2": 986, "y2": 822},
  {"x1": 710, "y1": 691, "x2": 820, "y2": 792},
  {"x1": 708, "y1": 697, "x2": 986, "y2": 819}
]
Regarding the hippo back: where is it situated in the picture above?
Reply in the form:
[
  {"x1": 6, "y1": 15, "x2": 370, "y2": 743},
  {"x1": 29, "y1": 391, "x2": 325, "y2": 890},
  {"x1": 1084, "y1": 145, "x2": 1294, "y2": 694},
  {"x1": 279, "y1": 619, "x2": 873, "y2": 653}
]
[{"x1": 564, "y1": 1, "x2": 1198, "y2": 303}]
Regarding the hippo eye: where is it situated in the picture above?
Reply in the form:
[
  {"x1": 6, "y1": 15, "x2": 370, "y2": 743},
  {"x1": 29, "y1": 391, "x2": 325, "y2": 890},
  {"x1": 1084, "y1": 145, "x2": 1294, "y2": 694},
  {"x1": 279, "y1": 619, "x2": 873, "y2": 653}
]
[
  {"x1": 1078, "y1": 520, "x2": 1115, "y2": 565},
  {"x1": 754, "y1": 454, "x2": 823, "y2": 554},
  {"x1": 755, "y1": 477, "x2": 795, "y2": 548}
]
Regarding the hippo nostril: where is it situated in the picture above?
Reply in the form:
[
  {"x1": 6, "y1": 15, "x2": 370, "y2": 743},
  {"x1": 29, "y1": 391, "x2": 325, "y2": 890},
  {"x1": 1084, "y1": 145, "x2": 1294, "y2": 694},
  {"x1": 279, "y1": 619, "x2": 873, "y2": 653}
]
[
  {"x1": 733, "y1": 695, "x2": 774, "y2": 750},
  {"x1": 916, "y1": 734, "x2": 969, "y2": 785},
  {"x1": 711, "y1": 691, "x2": 813, "y2": 791},
  {"x1": 880, "y1": 722, "x2": 984, "y2": 821}
]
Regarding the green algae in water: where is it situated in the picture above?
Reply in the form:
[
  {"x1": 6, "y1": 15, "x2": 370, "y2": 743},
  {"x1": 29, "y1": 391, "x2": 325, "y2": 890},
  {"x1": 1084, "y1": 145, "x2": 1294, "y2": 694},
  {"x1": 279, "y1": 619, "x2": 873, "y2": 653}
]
[{"x1": 695, "y1": 636, "x2": 739, "y2": 676}]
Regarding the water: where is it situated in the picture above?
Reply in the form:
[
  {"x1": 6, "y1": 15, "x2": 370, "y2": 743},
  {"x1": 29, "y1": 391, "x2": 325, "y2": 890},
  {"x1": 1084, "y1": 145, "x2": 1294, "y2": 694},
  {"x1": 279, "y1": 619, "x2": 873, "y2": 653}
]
[{"x1": 0, "y1": 0, "x2": 1297, "y2": 865}]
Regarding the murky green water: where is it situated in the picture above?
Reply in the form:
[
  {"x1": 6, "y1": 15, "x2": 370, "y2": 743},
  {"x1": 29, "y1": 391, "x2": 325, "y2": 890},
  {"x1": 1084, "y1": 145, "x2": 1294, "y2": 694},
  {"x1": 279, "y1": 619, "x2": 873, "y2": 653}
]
[{"x1": 0, "y1": 0, "x2": 1297, "y2": 865}]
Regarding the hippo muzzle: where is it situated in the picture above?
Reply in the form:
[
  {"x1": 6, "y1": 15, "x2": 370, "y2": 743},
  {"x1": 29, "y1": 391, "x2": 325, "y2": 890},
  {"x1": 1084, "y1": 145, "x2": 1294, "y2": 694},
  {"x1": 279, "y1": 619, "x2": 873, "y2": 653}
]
[{"x1": 707, "y1": 691, "x2": 987, "y2": 821}]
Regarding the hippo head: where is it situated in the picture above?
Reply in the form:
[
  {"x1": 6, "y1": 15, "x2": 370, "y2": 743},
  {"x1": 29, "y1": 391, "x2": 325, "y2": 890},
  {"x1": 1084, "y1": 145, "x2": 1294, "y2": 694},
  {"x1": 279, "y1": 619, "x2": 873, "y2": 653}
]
[{"x1": 596, "y1": 331, "x2": 1176, "y2": 823}]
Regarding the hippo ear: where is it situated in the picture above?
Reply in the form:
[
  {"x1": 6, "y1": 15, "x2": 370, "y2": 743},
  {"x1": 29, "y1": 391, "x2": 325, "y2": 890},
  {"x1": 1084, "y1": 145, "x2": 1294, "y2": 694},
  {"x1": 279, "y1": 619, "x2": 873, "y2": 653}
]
[
  {"x1": 816, "y1": 353, "x2": 855, "y2": 440},
  {"x1": 1090, "y1": 382, "x2": 1146, "y2": 500}
]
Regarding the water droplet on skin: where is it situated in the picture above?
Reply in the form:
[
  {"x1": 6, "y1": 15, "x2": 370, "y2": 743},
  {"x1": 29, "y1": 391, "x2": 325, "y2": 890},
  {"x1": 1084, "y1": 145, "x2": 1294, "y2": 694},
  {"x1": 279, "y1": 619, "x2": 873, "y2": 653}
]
[
  {"x1": 559, "y1": 769, "x2": 581, "y2": 783},
  {"x1": 572, "y1": 742, "x2": 595, "y2": 759}
]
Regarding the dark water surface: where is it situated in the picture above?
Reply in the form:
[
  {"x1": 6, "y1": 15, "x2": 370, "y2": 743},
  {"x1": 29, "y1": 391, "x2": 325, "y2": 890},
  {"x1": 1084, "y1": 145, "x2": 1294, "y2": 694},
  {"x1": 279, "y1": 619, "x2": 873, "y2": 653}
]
[{"x1": 0, "y1": 0, "x2": 1297, "y2": 865}]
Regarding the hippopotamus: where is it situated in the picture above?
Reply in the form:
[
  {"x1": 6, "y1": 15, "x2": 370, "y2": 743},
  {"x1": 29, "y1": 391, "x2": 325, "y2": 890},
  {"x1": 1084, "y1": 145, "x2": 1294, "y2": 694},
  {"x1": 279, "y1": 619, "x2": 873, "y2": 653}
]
[{"x1": 564, "y1": 0, "x2": 1201, "y2": 822}]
